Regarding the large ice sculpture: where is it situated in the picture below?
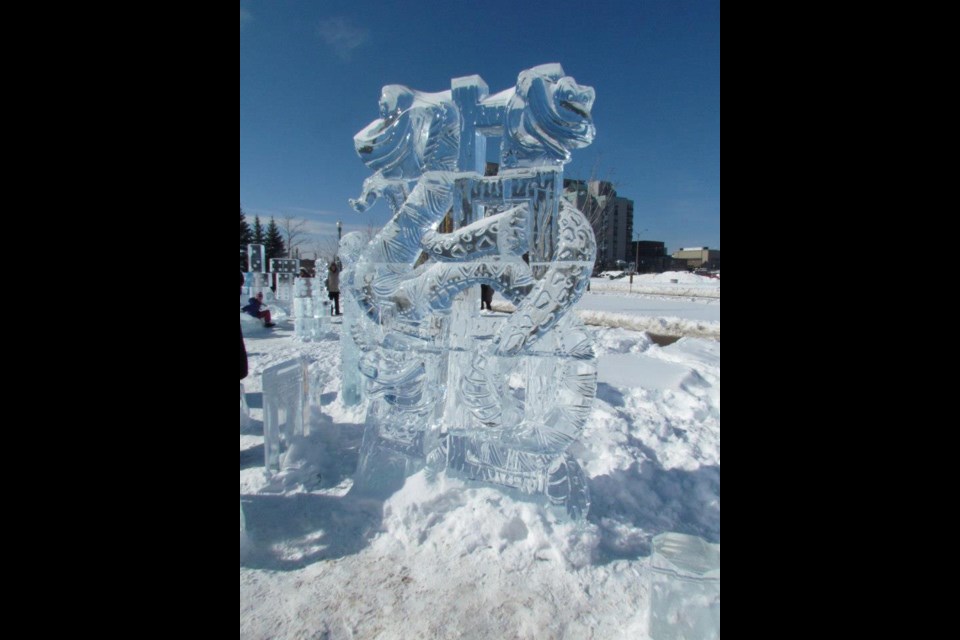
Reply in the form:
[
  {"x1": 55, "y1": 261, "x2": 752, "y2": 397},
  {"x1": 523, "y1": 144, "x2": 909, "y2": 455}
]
[{"x1": 348, "y1": 64, "x2": 597, "y2": 517}]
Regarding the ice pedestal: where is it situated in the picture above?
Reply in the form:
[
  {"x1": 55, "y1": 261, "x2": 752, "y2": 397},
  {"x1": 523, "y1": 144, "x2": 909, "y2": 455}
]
[
  {"x1": 240, "y1": 383, "x2": 251, "y2": 430},
  {"x1": 258, "y1": 358, "x2": 336, "y2": 492},
  {"x1": 240, "y1": 500, "x2": 252, "y2": 561},
  {"x1": 262, "y1": 358, "x2": 310, "y2": 477},
  {"x1": 648, "y1": 533, "x2": 721, "y2": 640}
]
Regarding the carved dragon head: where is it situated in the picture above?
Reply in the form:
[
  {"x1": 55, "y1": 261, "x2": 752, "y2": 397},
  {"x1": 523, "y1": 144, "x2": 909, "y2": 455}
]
[{"x1": 501, "y1": 64, "x2": 596, "y2": 169}]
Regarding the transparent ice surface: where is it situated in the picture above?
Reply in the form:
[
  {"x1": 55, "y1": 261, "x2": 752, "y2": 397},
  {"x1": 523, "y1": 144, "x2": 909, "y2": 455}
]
[
  {"x1": 339, "y1": 232, "x2": 367, "y2": 407},
  {"x1": 269, "y1": 258, "x2": 299, "y2": 275},
  {"x1": 292, "y1": 276, "x2": 332, "y2": 340},
  {"x1": 649, "y1": 533, "x2": 721, "y2": 640},
  {"x1": 241, "y1": 272, "x2": 269, "y2": 300},
  {"x1": 247, "y1": 244, "x2": 265, "y2": 273},
  {"x1": 240, "y1": 383, "x2": 250, "y2": 431},
  {"x1": 273, "y1": 273, "x2": 293, "y2": 302},
  {"x1": 262, "y1": 358, "x2": 310, "y2": 477},
  {"x1": 347, "y1": 64, "x2": 597, "y2": 517},
  {"x1": 240, "y1": 500, "x2": 249, "y2": 560}
]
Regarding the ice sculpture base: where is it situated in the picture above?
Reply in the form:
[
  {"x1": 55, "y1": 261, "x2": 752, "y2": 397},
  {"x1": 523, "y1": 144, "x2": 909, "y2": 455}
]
[{"x1": 427, "y1": 436, "x2": 591, "y2": 519}]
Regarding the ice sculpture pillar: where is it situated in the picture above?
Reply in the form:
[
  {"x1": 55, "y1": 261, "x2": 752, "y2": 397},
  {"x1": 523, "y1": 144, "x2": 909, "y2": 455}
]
[{"x1": 262, "y1": 358, "x2": 310, "y2": 477}]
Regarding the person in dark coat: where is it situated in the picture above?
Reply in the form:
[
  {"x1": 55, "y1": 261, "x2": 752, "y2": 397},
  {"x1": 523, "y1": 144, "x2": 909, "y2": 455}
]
[
  {"x1": 481, "y1": 284, "x2": 494, "y2": 311},
  {"x1": 240, "y1": 272, "x2": 248, "y2": 380}
]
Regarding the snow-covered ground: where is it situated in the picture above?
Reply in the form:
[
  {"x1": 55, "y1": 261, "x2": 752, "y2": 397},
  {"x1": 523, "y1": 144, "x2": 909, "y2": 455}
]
[
  {"x1": 494, "y1": 273, "x2": 721, "y2": 339},
  {"x1": 240, "y1": 273, "x2": 720, "y2": 639},
  {"x1": 577, "y1": 275, "x2": 720, "y2": 340},
  {"x1": 592, "y1": 272, "x2": 720, "y2": 300}
]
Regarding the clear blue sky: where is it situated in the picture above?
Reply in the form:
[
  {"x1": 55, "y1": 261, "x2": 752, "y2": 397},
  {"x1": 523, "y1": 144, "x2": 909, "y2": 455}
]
[{"x1": 240, "y1": 0, "x2": 720, "y2": 255}]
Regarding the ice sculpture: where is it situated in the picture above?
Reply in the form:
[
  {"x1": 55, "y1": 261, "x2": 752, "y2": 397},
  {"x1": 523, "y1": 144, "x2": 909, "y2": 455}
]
[
  {"x1": 338, "y1": 232, "x2": 367, "y2": 407},
  {"x1": 648, "y1": 533, "x2": 721, "y2": 640},
  {"x1": 346, "y1": 64, "x2": 598, "y2": 517},
  {"x1": 240, "y1": 383, "x2": 251, "y2": 431},
  {"x1": 293, "y1": 276, "x2": 318, "y2": 339},
  {"x1": 240, "y1": 499, "x2": 251, "y2": 560},
  {"x1": 270, "y1": 258, "x2": 299, "y2": 275},
  {"x1": 273, "y1": 273, "x2": 292, "y2": 302},
  {"x1": 270, "y1": 259, "x2": 298, "y2": 303},
  {"x1": 247, "y1": 244, "x2": 265, "y2": 274},
  {"x1": 262, "y1": 358, "x2": 310, "y2": 477},
  {"x1": 241, "y1": 271, "x2": 269, "y2": 300},
  {"x1": 293, "y1": 273, "x2": 331, "y2": 341}
]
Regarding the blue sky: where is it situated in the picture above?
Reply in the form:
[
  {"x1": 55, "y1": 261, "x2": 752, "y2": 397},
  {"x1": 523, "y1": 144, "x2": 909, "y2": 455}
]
[{"x1": 240, "y1": 0, "x2": 720, "y2": 255}]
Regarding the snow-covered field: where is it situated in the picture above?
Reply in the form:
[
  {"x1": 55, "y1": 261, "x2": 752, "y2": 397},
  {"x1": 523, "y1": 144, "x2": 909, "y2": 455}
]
[{"x1": 240, "y1": 273, "x2": 720, "y2": 639}]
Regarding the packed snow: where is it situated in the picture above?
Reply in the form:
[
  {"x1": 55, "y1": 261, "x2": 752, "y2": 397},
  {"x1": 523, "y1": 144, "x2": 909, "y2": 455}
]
[{"x1": 240, "y1": 273, "x2": 720, "y2": 639}]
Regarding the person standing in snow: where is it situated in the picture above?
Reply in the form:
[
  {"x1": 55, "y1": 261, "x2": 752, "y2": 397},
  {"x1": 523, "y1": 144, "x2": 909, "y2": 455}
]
[
  {"x1": 327, "y1": 261, "x2": 341, "y2": 316},
  {"x1": 481, "y1": 284, "x2": 494, "y2": 311}
]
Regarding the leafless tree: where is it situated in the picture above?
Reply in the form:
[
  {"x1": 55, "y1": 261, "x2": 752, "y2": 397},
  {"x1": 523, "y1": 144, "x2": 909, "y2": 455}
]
[
  {"x1": 310, "y1": 221, "x2": 383, "y2": 265},
  {"x1": 281, "y1": 215, "x2": 309, "y2": 259},
  {"x1": 310, "y1": 236, "x2": 340, "y2": 265}
]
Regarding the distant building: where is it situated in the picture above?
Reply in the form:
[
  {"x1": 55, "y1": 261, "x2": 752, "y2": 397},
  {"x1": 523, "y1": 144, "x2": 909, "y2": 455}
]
[
  {"x1": 672, "y1": 247, "x2": 721, "y2": 271},
  {"x1": 563, "y1": 180, "x2": 634, "y2": 271},
  {"x1": 629, "y1": 241, "x2": 675, "y2": 273}
]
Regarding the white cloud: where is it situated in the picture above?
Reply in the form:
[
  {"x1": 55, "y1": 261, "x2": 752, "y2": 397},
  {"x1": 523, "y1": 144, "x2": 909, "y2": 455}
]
[{"x1": 317, "y1": 17, "x2": 369, "y2": 61}]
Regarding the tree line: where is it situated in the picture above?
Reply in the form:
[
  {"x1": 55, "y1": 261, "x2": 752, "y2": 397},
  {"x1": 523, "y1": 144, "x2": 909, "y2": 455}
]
[
  {"x1": 240, "y1": 205, "x2": 290, "y2": 271},
  {"x1": 241, "y1": 205, "x2": 383, "y2": 271}
]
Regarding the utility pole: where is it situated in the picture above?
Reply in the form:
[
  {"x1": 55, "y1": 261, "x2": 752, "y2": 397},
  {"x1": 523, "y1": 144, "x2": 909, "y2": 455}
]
[
  {"x1": 634, "y1": 227, "x2": 648, "y2": 272},
  {"x1": 630, "y1": 227, "x2": 648, "y2": 293}
]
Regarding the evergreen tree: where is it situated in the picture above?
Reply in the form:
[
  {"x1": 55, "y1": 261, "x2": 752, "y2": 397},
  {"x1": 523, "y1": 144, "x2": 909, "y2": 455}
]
[
  {"x1": 240, "y1": 206, "x2": 253, "y2": 271},
  {"x1": 264, "y1": 217, "x2": 286, "y2": 267},
  {"x1": 253, "y1": 216, "x2": 265, "y2": 245},
  {"x1": 240, "y1": 206, "x2": 253, "y2": 245}
]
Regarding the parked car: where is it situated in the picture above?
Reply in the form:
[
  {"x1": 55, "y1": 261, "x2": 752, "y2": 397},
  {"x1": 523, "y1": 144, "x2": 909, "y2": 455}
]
[
  {"x1": 694, "y1": 268, "x2": 720, "y2": 280},
  {"x1": 599, "y1": 271, "x2": 627, "y2": 280}
]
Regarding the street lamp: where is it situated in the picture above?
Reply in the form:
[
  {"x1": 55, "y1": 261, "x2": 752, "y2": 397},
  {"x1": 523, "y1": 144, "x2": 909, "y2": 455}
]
[{"x1": 634, "y1": 227, "x2": 648, "y2": 274}]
